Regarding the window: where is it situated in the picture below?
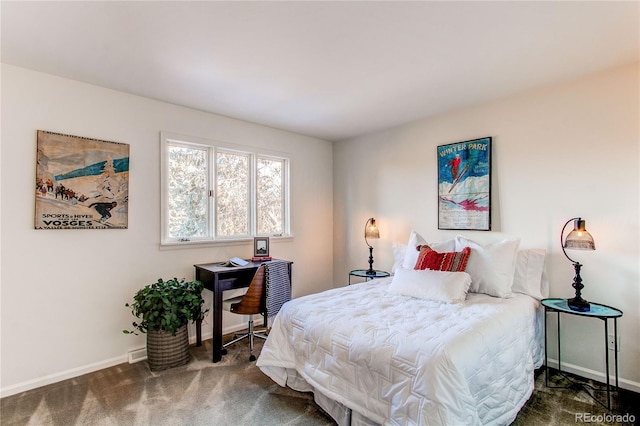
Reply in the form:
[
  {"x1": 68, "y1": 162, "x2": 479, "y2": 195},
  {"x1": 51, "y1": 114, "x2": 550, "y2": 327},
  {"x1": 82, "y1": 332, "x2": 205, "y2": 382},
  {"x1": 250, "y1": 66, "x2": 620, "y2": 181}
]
[
  {"x1": 216, "y1": 150, "x2": 250, "y2": 237},
  {"x1": 161, "y1": 132, "x2": 290, "y2": 245}
]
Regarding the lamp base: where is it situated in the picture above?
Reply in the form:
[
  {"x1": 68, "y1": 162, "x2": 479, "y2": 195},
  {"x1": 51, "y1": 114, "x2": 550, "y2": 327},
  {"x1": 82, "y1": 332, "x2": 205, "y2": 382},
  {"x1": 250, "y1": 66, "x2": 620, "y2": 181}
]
[
  {"x1": 366, "y1": 245, "x2": 375, "y2": 276},
  {"x1": 567, "y1": 296, "x2": 590, "y2": 312}
]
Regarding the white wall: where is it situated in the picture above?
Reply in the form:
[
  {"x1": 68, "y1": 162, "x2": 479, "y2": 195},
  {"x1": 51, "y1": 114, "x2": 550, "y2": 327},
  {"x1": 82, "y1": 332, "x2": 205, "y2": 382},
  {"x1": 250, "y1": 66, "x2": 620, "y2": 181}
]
[
  {"x1": 2, "y1": 61, "x2": 638, "y2": 397},
  {"x1": 334, "y1": 63, "x2": 639, "y2": 390},
  {"x1": 0, "y1": 64, "x2": 334, "y2": 396}
]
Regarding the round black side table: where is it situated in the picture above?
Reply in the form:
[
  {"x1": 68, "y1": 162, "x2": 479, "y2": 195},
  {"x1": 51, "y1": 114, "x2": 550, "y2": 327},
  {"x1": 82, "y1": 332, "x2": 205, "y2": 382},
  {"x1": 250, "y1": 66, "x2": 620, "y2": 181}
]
[
  {"x1": 541, "y1": 298, "x2": 622, "y2": 410},
  {"x1": 348, "y1": 269, "x2": 390, "y2": 285}
]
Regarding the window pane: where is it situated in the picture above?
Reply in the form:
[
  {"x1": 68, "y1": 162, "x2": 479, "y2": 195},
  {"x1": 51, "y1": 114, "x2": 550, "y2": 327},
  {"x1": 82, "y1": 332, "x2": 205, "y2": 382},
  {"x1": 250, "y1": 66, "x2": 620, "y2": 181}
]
[
  {"x1": 257, "y1": 157, "x2": 284, "y2": 235},
  {"x1": 216, "y1": 151, "x2": 249, "y2": 236},
  {"x1": 167, "y1": 145, "x2": 208, "y2": 239}
]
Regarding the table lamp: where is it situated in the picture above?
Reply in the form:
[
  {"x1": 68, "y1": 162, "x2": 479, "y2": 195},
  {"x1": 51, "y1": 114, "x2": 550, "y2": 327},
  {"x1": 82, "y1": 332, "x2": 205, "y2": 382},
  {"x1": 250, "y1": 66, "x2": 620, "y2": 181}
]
[
  {"x1": 561, "y1": 217, "x2": 595, "y2": 312},
  {"x1": 364, "y1": 218, "x2": 380, "y2": 275}
]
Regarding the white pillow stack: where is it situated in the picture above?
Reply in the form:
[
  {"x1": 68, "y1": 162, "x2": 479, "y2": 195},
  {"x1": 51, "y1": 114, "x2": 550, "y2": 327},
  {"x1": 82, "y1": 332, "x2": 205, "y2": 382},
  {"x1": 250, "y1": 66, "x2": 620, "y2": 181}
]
[
  {"x1": 390, "y1": 231, "x2": 547, "y2": 301},
  {"x1": 454, "y1": 235, "x2": 520, "y2": 298}
]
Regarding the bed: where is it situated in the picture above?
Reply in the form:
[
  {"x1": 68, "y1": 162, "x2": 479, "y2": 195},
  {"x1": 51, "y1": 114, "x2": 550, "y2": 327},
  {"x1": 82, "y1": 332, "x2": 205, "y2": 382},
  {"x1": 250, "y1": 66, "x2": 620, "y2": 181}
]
[{"x1": 257, "y1": 234, "x2": 547, "y2": 426}]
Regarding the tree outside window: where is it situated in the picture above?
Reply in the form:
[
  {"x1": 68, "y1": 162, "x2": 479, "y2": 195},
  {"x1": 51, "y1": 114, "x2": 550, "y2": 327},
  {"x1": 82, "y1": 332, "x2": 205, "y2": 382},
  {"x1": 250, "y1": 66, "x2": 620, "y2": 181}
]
[{"x1": 161, "y1": 133, "x2": 290, "y2": 245}]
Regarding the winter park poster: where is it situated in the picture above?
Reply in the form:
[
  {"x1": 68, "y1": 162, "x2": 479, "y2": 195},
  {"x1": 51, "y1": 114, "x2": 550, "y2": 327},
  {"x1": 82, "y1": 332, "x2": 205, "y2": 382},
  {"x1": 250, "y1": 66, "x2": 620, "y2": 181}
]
[
  {"x1": 35, "y1": 130, "x2": 129, "y2": 230},
  {"x1": 437, "y1": 137, "x2": 491, "y2": 231}
]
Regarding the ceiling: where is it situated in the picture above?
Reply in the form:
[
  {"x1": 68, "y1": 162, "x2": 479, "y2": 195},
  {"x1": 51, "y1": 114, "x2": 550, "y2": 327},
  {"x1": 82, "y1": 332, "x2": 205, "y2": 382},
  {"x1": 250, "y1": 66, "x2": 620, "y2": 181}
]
[{"x1": 2, "y1": 1, "x2": 638, "y2": 142}]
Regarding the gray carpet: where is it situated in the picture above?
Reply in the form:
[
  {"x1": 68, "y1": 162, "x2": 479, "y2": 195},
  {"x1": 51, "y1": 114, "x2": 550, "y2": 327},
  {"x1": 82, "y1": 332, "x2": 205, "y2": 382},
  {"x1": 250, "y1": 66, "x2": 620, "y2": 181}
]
[{"x1": 1, "y1": 336, "x2": 638, "y2": 425}]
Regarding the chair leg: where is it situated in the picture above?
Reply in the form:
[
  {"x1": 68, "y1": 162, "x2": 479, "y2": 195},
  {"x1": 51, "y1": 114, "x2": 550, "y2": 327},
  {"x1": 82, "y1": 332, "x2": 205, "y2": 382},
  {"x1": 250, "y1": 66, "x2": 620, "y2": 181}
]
[
  {"x1": 222, "y1": 315, "x2": 268, "y2": 361},
  {"x1": 248, "y1": 318, "x2": 256, "y2": 361},
  {"x1": 223, "y1": 331, "x2": 250, "y2": 349}
]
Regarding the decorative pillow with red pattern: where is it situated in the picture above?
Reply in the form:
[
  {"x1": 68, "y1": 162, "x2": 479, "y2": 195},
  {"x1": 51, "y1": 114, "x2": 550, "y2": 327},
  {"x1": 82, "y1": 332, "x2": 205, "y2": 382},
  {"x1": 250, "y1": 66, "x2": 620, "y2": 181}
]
[{"x1": 414, "y1": 244, "x2": 471, "y2": 272}]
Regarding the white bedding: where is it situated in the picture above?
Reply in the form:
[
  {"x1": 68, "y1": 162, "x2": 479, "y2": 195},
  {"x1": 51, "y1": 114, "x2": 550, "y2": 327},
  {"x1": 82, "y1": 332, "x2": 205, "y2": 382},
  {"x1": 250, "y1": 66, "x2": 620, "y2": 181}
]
[{"x1": 257, "y1": 277, "x2": 543, "y2": 426}]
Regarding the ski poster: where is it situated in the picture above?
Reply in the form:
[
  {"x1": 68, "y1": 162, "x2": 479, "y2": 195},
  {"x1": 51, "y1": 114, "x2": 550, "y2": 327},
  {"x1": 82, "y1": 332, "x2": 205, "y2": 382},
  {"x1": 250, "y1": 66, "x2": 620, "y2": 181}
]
[
  {"x1": 35, "y1": 130, "x2": 129, "y2": 230},
  {"x1": 437, "y1": 137, "x2": 491, "y2": 231}
]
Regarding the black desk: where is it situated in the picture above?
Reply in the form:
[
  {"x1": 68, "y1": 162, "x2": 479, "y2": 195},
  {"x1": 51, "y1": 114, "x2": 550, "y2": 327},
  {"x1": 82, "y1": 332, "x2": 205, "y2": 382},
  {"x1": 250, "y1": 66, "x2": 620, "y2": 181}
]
[{"x1": 195, "y1": 259, "x2": 292, "y2": 363}]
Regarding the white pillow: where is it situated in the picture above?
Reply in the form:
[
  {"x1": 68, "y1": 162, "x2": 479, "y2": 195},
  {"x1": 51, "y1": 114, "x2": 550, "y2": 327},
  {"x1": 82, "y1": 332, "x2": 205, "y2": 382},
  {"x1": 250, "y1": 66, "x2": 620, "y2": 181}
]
[
  {"x1": 454, "y1": 235, "x2": 520, "y2": 298},
  {"x1": 388, "y1": 268, "x2": 472, "y2": 303},
  {"x1": 430, "y1": 239, "x2": 456, "y2": 253},
  {"x1": 392, "y1": 242, "x2": 408, "y2": 274},
  {"x1": 400, "y1": 230, "x2": 455, "y2": 270},
  {"x1": 401, "y1": 231, "x2": 427, "y2": 269},
  {"x1": 540, "y1": 270, "x2": 549, "y2": 299},
  {"x1": 512, "y1": 249, "x2": 547, "y2": 300}
]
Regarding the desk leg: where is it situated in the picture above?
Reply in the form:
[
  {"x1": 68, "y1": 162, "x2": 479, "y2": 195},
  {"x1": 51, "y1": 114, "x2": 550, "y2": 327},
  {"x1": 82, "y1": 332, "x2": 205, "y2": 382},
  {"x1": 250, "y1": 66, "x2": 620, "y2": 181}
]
[
  {"x1": 212, "y1": 275, "x2": 223, "y2": 363},
  {"x1": 196, "y1": 318, "x2": 202, "y2": 347}
]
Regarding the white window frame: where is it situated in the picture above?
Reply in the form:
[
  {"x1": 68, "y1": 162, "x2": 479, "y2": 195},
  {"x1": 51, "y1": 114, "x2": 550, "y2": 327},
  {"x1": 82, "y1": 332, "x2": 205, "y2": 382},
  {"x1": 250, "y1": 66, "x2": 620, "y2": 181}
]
[
  {"x1": 214, "y1": 147, "x2": 252, "y2": 240},
  {"x1": 160, "y1": 132, "x2": 291, "y2": 246}
]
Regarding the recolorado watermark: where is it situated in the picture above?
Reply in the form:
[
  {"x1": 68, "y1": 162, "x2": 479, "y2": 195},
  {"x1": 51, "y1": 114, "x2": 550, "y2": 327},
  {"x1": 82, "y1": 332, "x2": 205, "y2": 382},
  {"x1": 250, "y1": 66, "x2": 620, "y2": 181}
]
[{"x1": 575, "y1": 412, "x2": 635, "y2": 424}]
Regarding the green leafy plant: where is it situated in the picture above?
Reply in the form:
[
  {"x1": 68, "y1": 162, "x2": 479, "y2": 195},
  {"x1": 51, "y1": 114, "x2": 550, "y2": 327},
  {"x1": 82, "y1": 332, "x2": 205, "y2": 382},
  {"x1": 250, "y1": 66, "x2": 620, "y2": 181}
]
[{"x1": 123, "y1": 278, "x2": 208, "y2": 335}]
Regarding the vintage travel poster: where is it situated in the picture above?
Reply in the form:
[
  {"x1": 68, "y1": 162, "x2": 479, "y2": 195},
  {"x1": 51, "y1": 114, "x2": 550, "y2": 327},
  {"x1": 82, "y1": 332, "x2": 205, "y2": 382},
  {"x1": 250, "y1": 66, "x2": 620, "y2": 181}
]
[
  {"x1": 35, "y1": 130, "x2": 129, "y2": 229},
  {"x1": 437, "y1": 137, "x2": 491, "y2": 231}
]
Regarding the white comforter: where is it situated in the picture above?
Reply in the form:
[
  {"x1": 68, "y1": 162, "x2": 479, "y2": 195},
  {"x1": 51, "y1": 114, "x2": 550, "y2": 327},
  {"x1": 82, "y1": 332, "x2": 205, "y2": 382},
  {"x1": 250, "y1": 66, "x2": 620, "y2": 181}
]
[{"x1": 257, "y1": 277, "x2": 543, "y2": 426}]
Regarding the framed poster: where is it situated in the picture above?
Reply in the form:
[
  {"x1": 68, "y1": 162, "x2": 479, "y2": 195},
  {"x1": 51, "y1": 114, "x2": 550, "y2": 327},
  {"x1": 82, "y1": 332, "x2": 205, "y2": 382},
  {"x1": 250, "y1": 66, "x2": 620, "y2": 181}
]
[
  {"x1": 35, "y1": 130, "x2": 129, "y2": 229},
  {"x1": 437, "y1": 137, "x2": 491, "y2": 231}
]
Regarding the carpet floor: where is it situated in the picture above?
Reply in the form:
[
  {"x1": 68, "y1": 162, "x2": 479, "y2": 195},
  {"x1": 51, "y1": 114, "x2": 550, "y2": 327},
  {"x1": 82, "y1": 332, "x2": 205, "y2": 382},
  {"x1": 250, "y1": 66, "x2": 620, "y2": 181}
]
[{"x1": 1, "y1": 337, "x2": 638, "y2": 425}]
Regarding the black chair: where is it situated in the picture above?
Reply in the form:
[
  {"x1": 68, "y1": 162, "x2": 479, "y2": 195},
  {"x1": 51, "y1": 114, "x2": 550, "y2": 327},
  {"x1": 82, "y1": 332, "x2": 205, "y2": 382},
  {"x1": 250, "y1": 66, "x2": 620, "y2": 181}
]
[{"x1": 221, "y1": 265, "x2": 268, "y2": 361}]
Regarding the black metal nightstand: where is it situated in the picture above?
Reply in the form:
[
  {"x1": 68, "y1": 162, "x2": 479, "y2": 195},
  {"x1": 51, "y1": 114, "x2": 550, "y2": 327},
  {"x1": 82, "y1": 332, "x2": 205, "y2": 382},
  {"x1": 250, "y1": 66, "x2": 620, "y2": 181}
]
[
  {"x1": 542, "y1": 298, "x2": 623, "y2": 410},
  {"x1": 349, "y1": 269, "x2": 390, "y2": 285}
]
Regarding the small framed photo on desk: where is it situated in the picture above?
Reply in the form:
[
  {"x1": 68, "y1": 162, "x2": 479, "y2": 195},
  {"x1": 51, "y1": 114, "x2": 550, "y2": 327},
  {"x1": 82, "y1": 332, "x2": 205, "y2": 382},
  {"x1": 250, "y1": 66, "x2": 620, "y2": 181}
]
[{"x1": 254, "y1": 237, "x2": 270, "y2": 257}]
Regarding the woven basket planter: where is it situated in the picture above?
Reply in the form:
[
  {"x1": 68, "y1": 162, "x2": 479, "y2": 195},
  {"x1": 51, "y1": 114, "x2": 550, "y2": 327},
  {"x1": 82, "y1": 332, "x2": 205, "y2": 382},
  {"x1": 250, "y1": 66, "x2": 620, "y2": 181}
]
[{"x1": 146, "y1": 325, "x2": 190, "y2": 371}]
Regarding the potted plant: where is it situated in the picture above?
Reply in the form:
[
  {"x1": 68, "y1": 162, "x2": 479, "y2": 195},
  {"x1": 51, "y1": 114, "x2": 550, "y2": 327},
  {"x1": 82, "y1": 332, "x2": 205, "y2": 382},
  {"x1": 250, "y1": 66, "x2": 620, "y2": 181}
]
[{"x1": 124, "y1": 278, "x2": 208, "y2": 371}]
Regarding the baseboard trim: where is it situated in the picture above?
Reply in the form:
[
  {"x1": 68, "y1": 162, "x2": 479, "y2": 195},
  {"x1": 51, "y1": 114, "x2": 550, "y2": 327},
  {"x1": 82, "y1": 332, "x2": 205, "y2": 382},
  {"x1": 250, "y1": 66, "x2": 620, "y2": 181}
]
[
  {"x1": 13, "y1": 332, "x2": 631, "y2": 400},
  {"x1": 0, "y1": 354, "x2": 126, "y2": 398},
  {"x1": 0, "y1": 323, "x2": 256, "y2": 397},
  {"x1": 546, "y1": 357, "x2": 640, "y2": 393}
]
